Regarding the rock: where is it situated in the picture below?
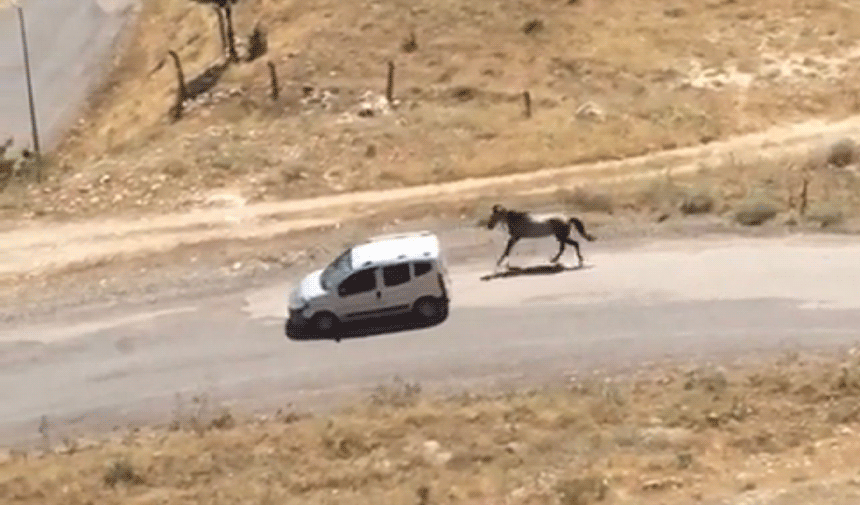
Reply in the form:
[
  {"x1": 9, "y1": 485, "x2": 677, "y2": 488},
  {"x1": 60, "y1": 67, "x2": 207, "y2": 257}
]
[
  {"x1": 422, "y1": 440, "x2": 453, "y2": 466},
  {"x1": 642, "y1": 477, "x2": 684, "y2": 491},
  {"x1": 575, "y1": 101, "x2": 605, "y2": 122},
  {"x1": 423, "y1": 440, "x2": 440, "y2": 454},
  {"x1": 205, "y1": 194, "x2": 247, "y2": 208},
  {"x1": 504, "y1": 442, "x2": 526, "y2": 457},
  {"x1": 638, "y1": 427, "x2": 698, "y2": 450}
]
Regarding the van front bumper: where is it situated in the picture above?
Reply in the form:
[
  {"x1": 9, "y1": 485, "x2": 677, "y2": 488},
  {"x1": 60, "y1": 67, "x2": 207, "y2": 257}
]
[{"x1": 285, "y1": 308, "x2": 311, "y2": 338}]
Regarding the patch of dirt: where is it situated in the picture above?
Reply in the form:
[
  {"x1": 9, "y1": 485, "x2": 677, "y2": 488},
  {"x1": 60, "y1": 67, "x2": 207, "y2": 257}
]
[
  {"x1": 5, "y1": 350, "x2": 860, "y2": 504},
  {"x1": 5, "y1": 0, "x2": 860, "y2": 223}
]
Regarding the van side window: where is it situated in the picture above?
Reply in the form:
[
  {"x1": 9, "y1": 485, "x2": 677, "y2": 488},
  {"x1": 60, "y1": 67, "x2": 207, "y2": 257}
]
[
  {"x1": 414, "y1": 261, "x2": 433, "y2": 277},
  {"x1": 338, "y1": 268, "x2": 377, "y2": 296},
  {"x1": 383, "y1": 263, "x2": 411, "y2": 287}
]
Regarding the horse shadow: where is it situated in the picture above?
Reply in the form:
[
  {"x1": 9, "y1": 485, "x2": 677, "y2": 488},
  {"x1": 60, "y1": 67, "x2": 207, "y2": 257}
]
[{"x1": 480, "y1": 263, "x2": 593, "y2": 281}]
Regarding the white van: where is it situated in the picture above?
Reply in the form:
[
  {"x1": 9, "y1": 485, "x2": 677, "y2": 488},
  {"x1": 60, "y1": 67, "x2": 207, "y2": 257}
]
[{"x1": 286, "y1": 231, "x2": 451, "y2": 340}]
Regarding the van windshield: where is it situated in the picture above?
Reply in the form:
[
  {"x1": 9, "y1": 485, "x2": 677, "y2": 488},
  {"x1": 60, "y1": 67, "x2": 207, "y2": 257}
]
[{"x1": 320, "y1": 248, "x2": 353, "y2": 291}]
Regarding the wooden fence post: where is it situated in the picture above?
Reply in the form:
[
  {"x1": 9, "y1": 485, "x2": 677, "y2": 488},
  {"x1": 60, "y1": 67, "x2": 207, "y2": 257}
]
[
  {"x1": 267, "y1": 61, "x2": 279, "y2": 101},
  {"x1": 799, "y1": 176, "x2": 809, "y2": 216},
  {"x1": 523, "y1": 90, "x2": 531, "y2": 118},
  {"x1": 386, "y1": 61, "x2": 395, "y2": 104}
]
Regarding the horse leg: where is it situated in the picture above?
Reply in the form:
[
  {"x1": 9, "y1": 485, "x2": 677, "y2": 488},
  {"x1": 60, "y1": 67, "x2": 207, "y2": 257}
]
[
  {"x1": 564, "y1": 238, "x2": 583, "y2": 266},
  {"x1": 497, "y1": 237, "x2": 519, "y2": 266},
  {"x1": 551, "y1": 239, "x2": 565, "y2": 263}
]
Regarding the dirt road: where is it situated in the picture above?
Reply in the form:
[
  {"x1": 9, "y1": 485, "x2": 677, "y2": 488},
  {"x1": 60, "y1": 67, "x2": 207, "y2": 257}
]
[
  {"x1": 2, "y1": 111, "x2": 858, "y2": 279},
  {"x1": 3, "y1": 233, "x2": 860, "y2": 449},
  {"x1": 0, "y1": 0, "x2": 137, "y2": 150}
]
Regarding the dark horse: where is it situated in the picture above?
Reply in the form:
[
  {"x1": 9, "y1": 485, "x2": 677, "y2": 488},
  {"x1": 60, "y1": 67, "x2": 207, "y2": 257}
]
[{"x1": 486, "y1": 204, "x2": 596, "y2": 267}]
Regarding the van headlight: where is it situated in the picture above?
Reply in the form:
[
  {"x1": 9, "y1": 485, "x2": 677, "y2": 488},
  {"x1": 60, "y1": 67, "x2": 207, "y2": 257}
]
[{"x1": 288, "y1": 290, "x2": 307, "y2": 311}]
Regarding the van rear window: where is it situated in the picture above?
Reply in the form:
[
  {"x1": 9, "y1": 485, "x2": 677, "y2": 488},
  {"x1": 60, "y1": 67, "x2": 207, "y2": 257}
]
[{"x1": 414, "y1": 261, "x2": 432, "y2": 277}]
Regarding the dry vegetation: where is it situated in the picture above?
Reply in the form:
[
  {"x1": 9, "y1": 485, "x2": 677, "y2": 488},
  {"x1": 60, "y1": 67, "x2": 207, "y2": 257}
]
[
  {"x1": 3, "y1": 0, "x2": 860, "y2": 221},
  {"x1": 5, "y1": 351, "x2": 860, "y2": 504}
]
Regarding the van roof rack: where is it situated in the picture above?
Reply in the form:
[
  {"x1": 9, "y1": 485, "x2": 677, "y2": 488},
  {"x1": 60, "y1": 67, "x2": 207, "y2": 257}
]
[{"x1": 361, "y1": 230, "x2": 434, "y2": 244}]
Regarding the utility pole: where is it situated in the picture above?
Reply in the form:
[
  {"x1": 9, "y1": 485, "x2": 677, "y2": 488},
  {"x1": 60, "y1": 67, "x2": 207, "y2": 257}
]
[{"x1": 16, "y1": 5, "x2": 41, "y2": 167}]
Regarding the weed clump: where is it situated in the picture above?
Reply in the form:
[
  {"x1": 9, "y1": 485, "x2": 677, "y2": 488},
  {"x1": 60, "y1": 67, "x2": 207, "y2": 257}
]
[
  {"x1": 805, "y1": 201, "x2": 844, "y2": 228},
  {"x1": 104, "y1": 460, "x2": 144, "y2": 487},
  {"x1": 734, "y1": 197, "x2": 779, "y2": 226},
  {"x1": 370, "y1": 376, "x2": 422, "y2": 408},
  {"x1": 679, "y1": 192, "x2": 715, "y2": 215},
  {"x1": 557, "y1": 187, "x2": 614, "y2": 214}
]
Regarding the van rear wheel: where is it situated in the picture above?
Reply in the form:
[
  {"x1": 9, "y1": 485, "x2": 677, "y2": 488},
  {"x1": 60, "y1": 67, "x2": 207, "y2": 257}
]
[{"x1": 413, "y1": 297, "x2": 442, "y2": 323}]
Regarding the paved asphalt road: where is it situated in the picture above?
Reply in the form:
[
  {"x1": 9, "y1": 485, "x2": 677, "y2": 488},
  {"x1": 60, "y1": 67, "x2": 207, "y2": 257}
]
[
  {"x1": 0, "y1": 0, "x2": 137, "y2": 150},
  {"x1": 3, "y1": 233, "x2": 860, "y2": 448}
]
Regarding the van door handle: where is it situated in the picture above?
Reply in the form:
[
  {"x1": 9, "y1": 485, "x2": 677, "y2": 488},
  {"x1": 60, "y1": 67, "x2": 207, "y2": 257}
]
[{"x1": 376, "y1": 291, "x2": 381, "y2": 299}]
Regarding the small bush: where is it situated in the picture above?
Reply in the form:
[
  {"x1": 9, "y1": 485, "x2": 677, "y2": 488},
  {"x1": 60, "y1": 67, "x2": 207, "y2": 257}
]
[
  {"x1": 679, "y1": 192, "x2": 714, "y2": 215},
  {"x1": 827, "y1": 138, "x2": 856, "y2": 168},
  {"x1": 734, "y1": 197, "x2": 779, "y2": 226},
  {"x1": 451, "y1": 86, "x2": 476, "y2": 102},
  {"x1": 805, "y1": 201, "x2": 844, "y2": 228},
  {"x1": 556, "y1": 475, "x2": 609, "y2": 505},
  {"x1": 370, "y1": 376, "x2": 421, "y2": 408},
  {"x1": 522, "y1": 19, "x2": 544, "y2": 35},
  {"x1": 104, "y1": 460, "x2": 144, "y2": 487},
  {"x1": 401, "y1": 31, "x2": 418, "y2": 53},
  {"x1": 557, "y1": 187, "x2": 614, "y2": 214},
  {"x1": 210, "y1": 408, "x2": 236, "y2": 430},
  {"x1": 631, "y1": 177, "x2": 683, "y2": 213}
]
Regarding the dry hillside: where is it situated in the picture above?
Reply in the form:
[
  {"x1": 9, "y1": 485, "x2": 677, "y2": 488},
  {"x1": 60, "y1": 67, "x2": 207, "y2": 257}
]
[
  {"x1": 5, "y1": 0, "x2": 860, "y2": 220},
  {"x1": 5, "y1": 351, "x2": 860, "y2": 504}
]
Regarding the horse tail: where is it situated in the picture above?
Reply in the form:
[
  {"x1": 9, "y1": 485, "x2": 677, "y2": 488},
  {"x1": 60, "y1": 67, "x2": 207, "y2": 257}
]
[{"x1": 569, "y1": 217, "x2": 596, "y2": 241}]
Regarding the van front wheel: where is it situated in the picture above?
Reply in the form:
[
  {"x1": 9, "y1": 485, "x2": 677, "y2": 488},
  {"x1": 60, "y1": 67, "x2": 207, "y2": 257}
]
[
  {"x1": 413, "y1": 297, "x2": 443, "y2": 324},
  {"x1": 310, "y1": 312, "x2": 340, "y2": 338}
]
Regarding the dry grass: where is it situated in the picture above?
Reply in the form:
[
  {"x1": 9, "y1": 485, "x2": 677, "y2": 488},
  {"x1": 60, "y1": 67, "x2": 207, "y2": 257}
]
[
  {"x1": 734, "y1": 196, "x2": 781, "y2": 226},
  {"x1": 6, "y1": 352, "x2": 860, "y2": 504},
  {"x1": 7, "y1": 0, "x2": 860, "y2": 221}
]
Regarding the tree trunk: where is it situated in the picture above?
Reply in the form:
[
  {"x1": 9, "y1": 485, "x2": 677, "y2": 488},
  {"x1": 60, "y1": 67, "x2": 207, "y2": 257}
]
[
  {"x1": 223, "y1": 5, "x2": 239, "y2": 63},
  {"x1": 167, "y1": 50, "x2": 188, "y2": 121},
  {"x1": 214, "y1": 6, "x2": 228, "y2": 55}
]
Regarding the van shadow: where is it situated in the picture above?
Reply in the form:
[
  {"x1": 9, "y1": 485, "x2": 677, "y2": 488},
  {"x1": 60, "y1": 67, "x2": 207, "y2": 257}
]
[
  {"x1": 480, "y1": 263, "x2": 593, "y2": 282},
  {"x1": 285, "y1": 312, "x2": 449, "y2": 342}
]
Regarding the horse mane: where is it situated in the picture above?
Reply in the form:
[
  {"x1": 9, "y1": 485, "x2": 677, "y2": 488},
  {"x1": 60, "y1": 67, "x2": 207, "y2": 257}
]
[{"x1": 504, "y1": 208, "x2": 529, "y2": 221}]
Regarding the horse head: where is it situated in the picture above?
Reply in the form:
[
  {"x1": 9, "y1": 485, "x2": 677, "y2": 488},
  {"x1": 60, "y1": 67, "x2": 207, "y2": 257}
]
[{"x1": 486, "y1": 204, "x2": 506, "y2": 230}]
